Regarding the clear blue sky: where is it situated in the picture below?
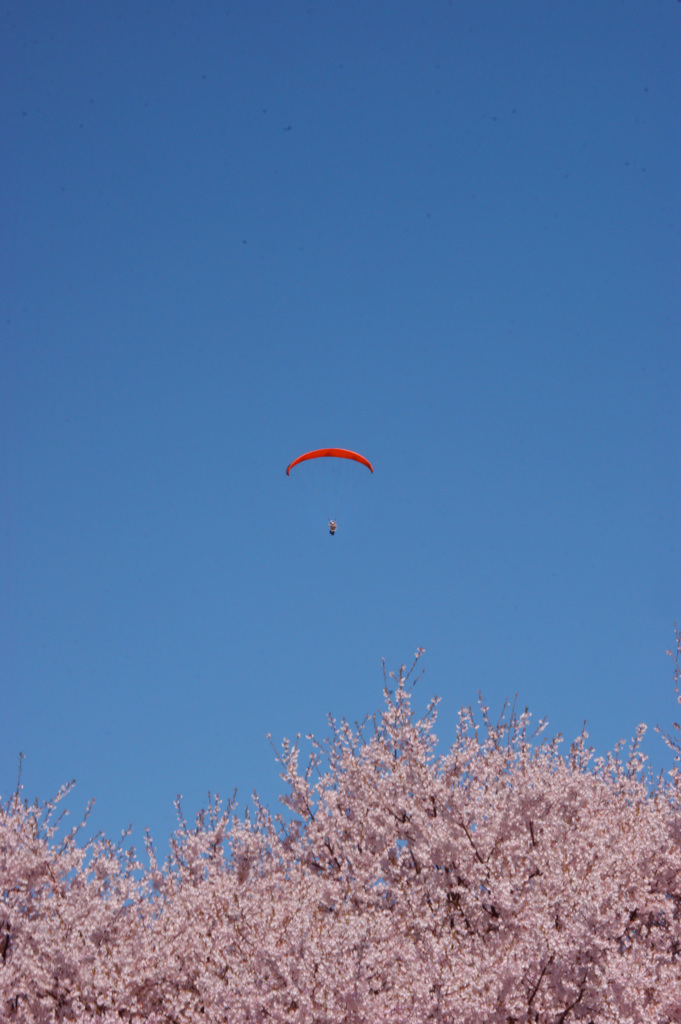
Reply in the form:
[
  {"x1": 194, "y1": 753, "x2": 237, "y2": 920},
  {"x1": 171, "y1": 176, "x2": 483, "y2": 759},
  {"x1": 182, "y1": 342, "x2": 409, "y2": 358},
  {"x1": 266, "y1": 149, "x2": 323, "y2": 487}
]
[{"x1": 2, "y1": 1, "x2": 679, "y2": 851}]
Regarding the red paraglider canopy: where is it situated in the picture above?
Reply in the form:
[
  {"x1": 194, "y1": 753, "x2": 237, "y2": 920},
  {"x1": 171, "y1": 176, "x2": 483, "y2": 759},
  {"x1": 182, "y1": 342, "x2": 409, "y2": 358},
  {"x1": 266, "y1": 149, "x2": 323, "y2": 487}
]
[{"x1": 286, "y1": 448, "x2": 373, "y2": 476}]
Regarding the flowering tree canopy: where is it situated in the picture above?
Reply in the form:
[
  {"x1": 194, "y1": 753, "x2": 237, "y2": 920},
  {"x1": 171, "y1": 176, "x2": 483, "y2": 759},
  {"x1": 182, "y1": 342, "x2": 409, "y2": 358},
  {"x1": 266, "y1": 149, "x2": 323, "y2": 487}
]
[{"x1": 2, "y1": 643, "x2": 681, "y2": 1023}]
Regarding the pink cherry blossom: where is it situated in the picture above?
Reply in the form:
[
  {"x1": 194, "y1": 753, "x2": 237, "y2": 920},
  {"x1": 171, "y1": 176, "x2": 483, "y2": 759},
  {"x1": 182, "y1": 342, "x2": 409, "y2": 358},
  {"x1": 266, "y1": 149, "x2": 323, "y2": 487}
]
[{"x1": 2, "y1": 644, "x2": 680, "y2": 1022}]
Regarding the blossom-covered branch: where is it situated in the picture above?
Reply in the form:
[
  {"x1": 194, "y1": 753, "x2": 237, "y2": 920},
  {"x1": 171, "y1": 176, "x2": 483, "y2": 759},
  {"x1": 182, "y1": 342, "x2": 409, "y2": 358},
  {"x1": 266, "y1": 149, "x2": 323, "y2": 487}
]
[{"x1": 2, "y1": 654, "x2": 680, "y2": 1022}]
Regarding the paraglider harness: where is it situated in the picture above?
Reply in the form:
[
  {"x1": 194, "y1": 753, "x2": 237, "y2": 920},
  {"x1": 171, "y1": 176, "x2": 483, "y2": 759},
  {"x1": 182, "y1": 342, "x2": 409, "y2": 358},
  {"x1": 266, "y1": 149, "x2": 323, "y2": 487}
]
[{"x1": 329, "y1": 520, "x2": 337, "y2": 536}]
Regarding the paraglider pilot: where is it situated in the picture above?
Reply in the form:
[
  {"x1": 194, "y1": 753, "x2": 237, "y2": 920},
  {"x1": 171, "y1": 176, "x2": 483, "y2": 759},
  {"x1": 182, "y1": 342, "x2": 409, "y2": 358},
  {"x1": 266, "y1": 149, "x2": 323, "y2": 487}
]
[{"x1": 329, "y1": 520, "x2": 337, "y2": 536}]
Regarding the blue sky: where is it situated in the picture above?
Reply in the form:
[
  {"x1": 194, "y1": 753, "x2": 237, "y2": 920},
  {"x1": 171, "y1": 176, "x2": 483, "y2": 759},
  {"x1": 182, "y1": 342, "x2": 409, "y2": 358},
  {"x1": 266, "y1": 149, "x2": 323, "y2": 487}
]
[{"x1": 2, "y1": 0, "x2": 679, "y2": 851}]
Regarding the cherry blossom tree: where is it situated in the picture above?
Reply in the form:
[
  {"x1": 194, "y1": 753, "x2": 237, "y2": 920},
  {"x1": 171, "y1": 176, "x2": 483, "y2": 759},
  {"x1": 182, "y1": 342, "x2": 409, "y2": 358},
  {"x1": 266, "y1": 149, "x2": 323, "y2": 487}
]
[{"x1": 2, "y1": 643, "x2": 680, "y2": 1023}]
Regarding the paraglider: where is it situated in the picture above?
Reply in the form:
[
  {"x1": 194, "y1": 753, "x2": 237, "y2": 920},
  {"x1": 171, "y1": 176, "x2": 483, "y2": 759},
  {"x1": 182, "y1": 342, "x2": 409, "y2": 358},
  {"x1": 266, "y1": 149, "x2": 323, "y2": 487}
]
[
  {"x1": 286, "y1": 448, "x2": 373, "y2": 534},
  {"x1": 285, "y1": 448, "x2": 374, "y2": 476}
]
